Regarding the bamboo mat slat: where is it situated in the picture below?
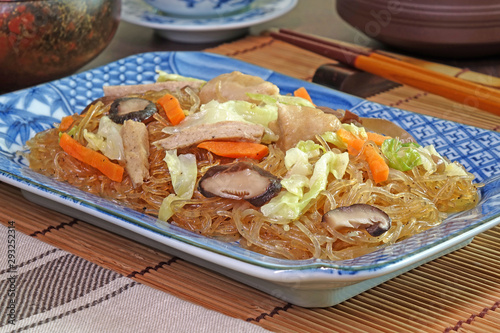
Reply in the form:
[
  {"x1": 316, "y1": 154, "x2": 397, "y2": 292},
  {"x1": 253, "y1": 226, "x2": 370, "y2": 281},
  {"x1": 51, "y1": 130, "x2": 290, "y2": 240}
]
[{"x1": 1, "y1": 35, "x2": 500, "y2": 333}]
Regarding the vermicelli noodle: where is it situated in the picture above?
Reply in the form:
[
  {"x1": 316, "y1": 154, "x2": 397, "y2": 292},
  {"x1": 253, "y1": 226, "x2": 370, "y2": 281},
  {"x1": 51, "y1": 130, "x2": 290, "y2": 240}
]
[{"x1": 25, "y1": 78, "x2": 479, "y2": 261}]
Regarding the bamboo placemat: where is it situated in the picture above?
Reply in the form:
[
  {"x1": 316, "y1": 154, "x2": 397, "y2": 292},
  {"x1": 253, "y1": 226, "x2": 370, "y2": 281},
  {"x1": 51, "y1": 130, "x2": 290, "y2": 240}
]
[{"x1": 1, "y1": 35, "x2": 500, "y2": 332}]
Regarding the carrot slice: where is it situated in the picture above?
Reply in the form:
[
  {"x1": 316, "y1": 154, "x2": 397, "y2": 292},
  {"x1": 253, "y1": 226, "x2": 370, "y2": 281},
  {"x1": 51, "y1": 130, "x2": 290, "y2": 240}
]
[
  {"x1": 59, "y1": 115, "x2": 75, "y2": 132},
  {"x1": 338, "y1": 128, "x2": 390, "y2": 147},
  {"x1": 59, "y1": 133, "x2": 124, "y2": 182},
  {"x1": 157, "y1": 93, "x2": 185, "y2": 125},
  {"x1": 366, "y1": 132, "x2": 391, "y2": 145},
  {"x1": 337, "y1": 128, "x2": 389, "y2": 183},
  {"x1": 337, "y1": 128, "x2": 358, "y2": 146},
  {"x1": 346, "y1": 138, "x2": 365, "y2": 156},
  {"x1": 363, "y1": 145, "x2": 390, "y2": 183},
  {"x1": 293, "y1": 86, "x2": 315, "y2": 105},
  {"x1": 197, "y1": 141, "x2": 269, "y2": 160}
]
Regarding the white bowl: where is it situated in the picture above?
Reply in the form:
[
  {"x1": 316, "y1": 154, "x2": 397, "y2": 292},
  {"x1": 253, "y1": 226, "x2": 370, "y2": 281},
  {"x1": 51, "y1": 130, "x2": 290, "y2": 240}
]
[{"x1": 144, "y1": 0, "x2": 255, "y2": 17}]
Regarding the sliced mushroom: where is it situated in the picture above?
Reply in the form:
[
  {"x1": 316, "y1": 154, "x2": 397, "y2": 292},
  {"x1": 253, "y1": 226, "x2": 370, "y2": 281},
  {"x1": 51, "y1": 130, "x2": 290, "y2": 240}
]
[
  {"x1": 322, "y1": 204, "x2": 391, "y2": 237},
  {"x1": 109, "y1": 97, "x2": 157, "y2": 124},
  {"x1": 198, "y1": 162, "x2": 281, "y2": 206}
]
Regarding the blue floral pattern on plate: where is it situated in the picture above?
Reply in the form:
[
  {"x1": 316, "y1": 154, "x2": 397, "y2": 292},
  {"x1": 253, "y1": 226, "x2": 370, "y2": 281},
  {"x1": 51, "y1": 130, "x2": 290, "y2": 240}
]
[
  {"x1": 1, "y1": 52, "x2": 499, "y2": 306},
  {"x1": 145, "y1": 0, "x2": 255, "y2": 14},
  {"x1": 122, "y1": 0, "x2": 297, "y2": 29}
]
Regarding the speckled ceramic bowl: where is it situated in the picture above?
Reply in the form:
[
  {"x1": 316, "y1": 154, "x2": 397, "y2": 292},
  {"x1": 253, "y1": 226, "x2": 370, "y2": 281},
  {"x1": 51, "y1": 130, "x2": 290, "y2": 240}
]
[
  {"x1": 336, "y1": 0, "x2": 500, "y2": 58},
  {"x1": 0, "y1": 0, "x2": 121, "y2": 93}
]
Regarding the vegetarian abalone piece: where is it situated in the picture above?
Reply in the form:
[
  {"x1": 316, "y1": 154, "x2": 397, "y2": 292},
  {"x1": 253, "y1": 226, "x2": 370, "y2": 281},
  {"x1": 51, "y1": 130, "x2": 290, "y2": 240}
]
[{"x1": 198, "y1": 162, "x2": 281, "y2": 207}]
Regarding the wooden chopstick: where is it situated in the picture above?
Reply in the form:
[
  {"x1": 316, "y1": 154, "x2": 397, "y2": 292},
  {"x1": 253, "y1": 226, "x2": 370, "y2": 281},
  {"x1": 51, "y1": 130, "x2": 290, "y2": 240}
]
[
  {"x1": 279, "y1": 29, "x2": 494, "y2": 90},
  {"x1": 270, "y1": 29, "x2": 500, "y2": 116},
  {"x1": 377, "y1": 51, "x2": 500, "y2": 89}
]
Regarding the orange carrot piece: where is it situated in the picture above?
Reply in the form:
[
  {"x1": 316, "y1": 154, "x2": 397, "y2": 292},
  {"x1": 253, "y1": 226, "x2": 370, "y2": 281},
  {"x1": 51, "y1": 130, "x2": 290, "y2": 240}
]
[
  {"x1": 338, "y1": 128, "x2": 390, "y2": 147},
  {"x1": 337, "y1": 128, "x2": 358, "y2": 145},
  {"x1": 157, "y1": 93, "x2": 185, "y2": 125},
  {"x1": 346, "y1": 138, "x2": 365, "y2": 156},
  {"x1": 294, "y1": 87, "x2": 315, "y2": 105},
  {"x1": 197, "y1": 141, "x2": 269, "y2": 160},
  {"x1": 59, "y1": 115, "x2": 75, "y2": 132},
  {"x1": 363, "y1": 145, "x2": 390, "y2": 183},
  {"x1": 366, "y1": 132, "x2": 391, "y2": 146},
  {"x1": 59, "y1": 133, "x2": 124, "y2": 182},
  {"x1": 337, "y1": 128, "x2": 389, "y2": 183}
]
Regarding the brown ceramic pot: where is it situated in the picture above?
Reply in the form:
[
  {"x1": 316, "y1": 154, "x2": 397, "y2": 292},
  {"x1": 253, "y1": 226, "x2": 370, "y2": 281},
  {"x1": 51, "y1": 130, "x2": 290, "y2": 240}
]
[{"x1": 336, "y1": 0, "x2": 500, "y2": 58}]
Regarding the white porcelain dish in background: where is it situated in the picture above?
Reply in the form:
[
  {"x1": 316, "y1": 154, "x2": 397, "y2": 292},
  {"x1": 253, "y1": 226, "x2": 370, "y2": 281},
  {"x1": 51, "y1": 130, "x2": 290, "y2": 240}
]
[
  {"x1": 121, "y1": 0, "x2": 298, "y2": 43},
  {"x1": 144, "y1": 0, "x2": 255, "y2": 17},
  {"x1": 1, "y1": 52, "x2": 499, "y2": 307}
]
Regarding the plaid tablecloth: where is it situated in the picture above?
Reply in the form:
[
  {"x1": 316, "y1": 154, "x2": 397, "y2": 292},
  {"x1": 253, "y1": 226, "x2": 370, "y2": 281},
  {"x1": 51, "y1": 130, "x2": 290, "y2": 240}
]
[{"x1": 0, "y1": 224, "x2": 269, "y2": 333}]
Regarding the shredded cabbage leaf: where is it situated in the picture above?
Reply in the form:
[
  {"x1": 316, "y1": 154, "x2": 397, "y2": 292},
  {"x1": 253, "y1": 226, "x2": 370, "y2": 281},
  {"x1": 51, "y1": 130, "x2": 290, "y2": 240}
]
[
  {"x1": 284, "y1": 140, "x2": 325, "y2": 176},
  {"x1": 321, "y1": 123, "x2": 368, "y2": 149},
  {"x1": 320, "y1": 131, "x2": 345, "y2": 149},
  {"x1": 159, "y1": 150, "x2": 197, "y2": 221},
  {"x1": 156, "y1": 70, "x2": 205, "y2": 83},
  {"x1": 261, "y1": 143, "x2": 349, "y2": 221},
  {"x1": 415, "y1": 145, "x2": 468, "y2": 176},
  {"x1": 381, "y1": 138, "x2": 422, "y2": 171},
  {"x1": 83, "y1": 116, "x2": 124, "y2": 161},
  {"x1": 342, "y1": 123, "x2": 367, "y2": 139},
  {"x1": 246, "y1": 92, "x2": 316, "y2": 108}
]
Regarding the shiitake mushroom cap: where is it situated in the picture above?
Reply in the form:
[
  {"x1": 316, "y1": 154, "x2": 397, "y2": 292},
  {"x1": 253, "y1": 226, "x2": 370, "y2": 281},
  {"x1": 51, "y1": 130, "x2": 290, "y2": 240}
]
[
  {"x1": 198, "y1": 161, "x2": 281, "y2": 207},
  {"x1": 109, "y1": 97, "x2": 157, "y2": 124},
  {"x1": 322, "y1": 203, "x2": 391, "y2": 237}
]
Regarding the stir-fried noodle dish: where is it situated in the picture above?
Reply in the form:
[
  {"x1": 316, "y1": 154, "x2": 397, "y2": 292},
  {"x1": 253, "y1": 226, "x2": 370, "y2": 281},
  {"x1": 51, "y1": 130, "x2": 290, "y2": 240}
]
[{"x1": 26, "y1": 71, "x2": 480, "y2": 260}]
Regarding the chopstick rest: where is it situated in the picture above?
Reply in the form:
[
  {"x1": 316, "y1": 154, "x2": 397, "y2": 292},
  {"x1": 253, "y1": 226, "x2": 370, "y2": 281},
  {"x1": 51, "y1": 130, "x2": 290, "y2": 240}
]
[
  {"x1": 271, "y1": 29, "x2": 500, "y2": 116},
  {"x1": 313, "y1": 63, "x2": 401, "y2": 98}
]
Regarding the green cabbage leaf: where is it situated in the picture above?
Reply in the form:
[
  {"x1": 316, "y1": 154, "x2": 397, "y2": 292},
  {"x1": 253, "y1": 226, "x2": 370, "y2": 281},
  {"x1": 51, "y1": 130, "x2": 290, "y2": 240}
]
[
  {"x1": 83, "y1": 116, "x2": 124, "y2": 161},
  {"x1": 261, "y1": 145, "x2": 349, "y2": 222},
  {"x1": 381, "y1": 138, "x2": 422, "y2": 171},
  {"x1": 159, "y1": 150, "x2": 197, "y2": 221}
]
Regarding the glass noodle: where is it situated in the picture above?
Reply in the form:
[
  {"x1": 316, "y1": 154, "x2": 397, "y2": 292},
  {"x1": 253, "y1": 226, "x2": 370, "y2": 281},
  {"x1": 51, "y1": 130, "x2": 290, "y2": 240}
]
[{"x1": 26, "y1": 85, "x2": 479, "y2": 261}]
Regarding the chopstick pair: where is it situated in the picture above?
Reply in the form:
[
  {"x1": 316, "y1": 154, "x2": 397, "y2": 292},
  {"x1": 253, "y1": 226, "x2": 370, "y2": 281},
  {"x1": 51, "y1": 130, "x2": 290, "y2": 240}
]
[{"x1": 270, "y1": 29, "x2": 500, "y2": 117}]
